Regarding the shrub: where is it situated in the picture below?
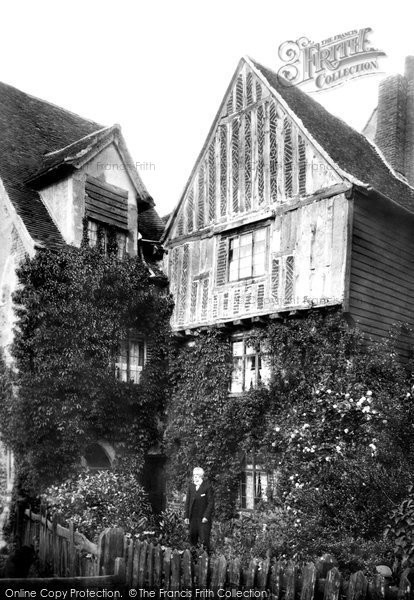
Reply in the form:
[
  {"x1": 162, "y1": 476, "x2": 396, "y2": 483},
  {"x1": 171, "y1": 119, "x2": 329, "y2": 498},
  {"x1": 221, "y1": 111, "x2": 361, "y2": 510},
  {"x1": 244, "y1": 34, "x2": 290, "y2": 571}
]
[
  {"x1": 155, "y1": 507, "x2": 189, "y2": 550},
  {"x1": 43, "y1": 470, "x2": 153, "y2": 541}
]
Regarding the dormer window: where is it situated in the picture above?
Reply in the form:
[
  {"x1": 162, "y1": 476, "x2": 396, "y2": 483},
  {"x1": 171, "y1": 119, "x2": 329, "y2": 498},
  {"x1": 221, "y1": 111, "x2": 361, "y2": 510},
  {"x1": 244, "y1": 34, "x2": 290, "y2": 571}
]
[
  {"x1": 87, "y1": 219, "x2": 127, "y2": 258},
  {"x1": 85, "y1": 175, "x2": 129, "y2": 257}
]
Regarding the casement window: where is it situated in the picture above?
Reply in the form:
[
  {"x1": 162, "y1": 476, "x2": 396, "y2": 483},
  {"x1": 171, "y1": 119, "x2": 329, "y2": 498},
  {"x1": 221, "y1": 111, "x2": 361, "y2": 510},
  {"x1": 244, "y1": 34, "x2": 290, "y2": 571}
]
[
  {"x1": 115, "y1": 339, "x2": 146, "y2": 384},
  {"x1": 87, "y1": 218, "x2": 127, "y2": 258},
  {"x1": 230, "y1": 339, "x2": 271, "y2": 393},
  {"x1": 228, "y1": 228, "x2": 267, "y2": 282},
  {"x1": 240, "y1": 459, "x2": 276, "y2": 510},
  {"x1": 85, "y1": 175, "x2": 129, "y2": 258},
  {"x1": 87, "y1": 220, "x2": 98, "y2": 248}
]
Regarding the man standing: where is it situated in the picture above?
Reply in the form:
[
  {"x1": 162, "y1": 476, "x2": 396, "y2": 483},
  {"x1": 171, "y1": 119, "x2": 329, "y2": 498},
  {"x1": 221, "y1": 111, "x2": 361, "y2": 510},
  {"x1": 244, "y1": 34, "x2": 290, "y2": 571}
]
[{"x1": 184, "y1": 467, "x2": 214, "y2": 551}]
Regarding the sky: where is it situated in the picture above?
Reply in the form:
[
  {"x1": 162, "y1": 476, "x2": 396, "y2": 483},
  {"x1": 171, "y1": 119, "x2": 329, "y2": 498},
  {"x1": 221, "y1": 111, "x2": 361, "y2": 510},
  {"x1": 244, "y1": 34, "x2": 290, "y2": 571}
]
[{"x1": 1, "y1": 0, "x2": 413, "y2": 217}]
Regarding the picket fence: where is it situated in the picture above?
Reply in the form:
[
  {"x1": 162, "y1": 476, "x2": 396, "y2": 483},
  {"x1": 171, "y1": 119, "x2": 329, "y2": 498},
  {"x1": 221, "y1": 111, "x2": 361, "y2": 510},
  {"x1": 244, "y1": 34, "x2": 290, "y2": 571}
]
[{"x1": 17, "y1": 506, "x2": 414, "y2": 599}]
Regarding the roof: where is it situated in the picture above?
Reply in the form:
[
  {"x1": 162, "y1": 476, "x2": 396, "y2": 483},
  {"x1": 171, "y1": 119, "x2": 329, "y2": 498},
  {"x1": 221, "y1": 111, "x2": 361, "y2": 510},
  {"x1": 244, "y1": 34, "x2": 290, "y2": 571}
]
[
  {"x1": 249, "y1": 58, "x2": 414, "y2": 210},
  {"x1": 163, "y1": 57, "x2": 414, "y2": 241},
  {"x1": 0, "y1": 81, "x2": 157, "y2": 248},
  {"x1": 138, "y1": 206, "x2": 165, "y2": 241}
]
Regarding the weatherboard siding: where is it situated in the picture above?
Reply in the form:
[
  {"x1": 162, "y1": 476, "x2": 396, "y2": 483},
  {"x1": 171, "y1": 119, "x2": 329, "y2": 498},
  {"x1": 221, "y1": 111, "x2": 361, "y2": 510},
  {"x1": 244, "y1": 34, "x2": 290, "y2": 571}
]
[{"x1": 349, "y1": 193, "x2": 414, "y2": 357}]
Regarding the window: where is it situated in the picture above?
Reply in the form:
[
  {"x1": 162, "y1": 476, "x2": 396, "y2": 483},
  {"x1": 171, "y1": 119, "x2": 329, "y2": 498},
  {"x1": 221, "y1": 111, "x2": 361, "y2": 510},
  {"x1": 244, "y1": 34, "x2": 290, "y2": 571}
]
[
  {"x1": 115, "y1": 339, "x2": 146, "y2": 384},
  {"x1": 228, "y1": 229, "x2": 267, "y2": 282},
  {"x1": 230, "y1": 339, "x2": 270, "y2": 393},
  {"x1": 116, "y1": 231, "x2": 127, "y2": 259},
  {"x1": 87, "y1": 220, "x2": 98, "y2": 248},
  {"x1": 240, "y1": 459, "x2": 276, "y2": 510},
  {"x1": 87, "y1": 219, "x2": 127, "y2": 258}
]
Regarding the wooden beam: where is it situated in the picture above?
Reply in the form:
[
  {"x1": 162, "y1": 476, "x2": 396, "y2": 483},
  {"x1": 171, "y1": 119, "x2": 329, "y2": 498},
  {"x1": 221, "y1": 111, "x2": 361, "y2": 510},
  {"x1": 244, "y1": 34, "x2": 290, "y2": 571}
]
[
  {"x1": 251, "y1": 316, "x2": 266, "y2": 324},
  {"x1": 269, "y1": 312, "x2": 283, "y2": 320}
]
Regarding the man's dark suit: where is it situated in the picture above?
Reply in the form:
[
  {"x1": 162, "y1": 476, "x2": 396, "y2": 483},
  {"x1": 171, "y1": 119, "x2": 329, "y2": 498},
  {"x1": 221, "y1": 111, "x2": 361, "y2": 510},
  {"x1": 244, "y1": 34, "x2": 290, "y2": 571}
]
[{"x1": 184, "y1": 479, "x2": 214, "y2": 550}]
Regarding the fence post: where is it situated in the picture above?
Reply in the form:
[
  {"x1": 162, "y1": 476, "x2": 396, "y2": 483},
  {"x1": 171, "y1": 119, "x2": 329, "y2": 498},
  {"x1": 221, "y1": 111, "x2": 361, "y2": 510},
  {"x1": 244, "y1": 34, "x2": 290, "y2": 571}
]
[
  {"x1": 52, "y1": 513, "x2": 59, "y2": 576},
  {"x1": 211, "y1": 555, "x2": 227, "y2": 596},
  {"x1": 182, "y1": 549, "x2": 192, "y2": 592},
  {"x1": 126, "y1": 537, "x2": 134, "y2": 588},
  {"x1": 197, "y1": 550, "x2": 209, "y2": 589},
  {"x1": 132, "y1": 539, "x2": 141, "y2": 589},
  {"x1": 153, "y1": 544, "x2": 163, "y2": 593},
  {"x1": 258, "y1": 558, "x2": 270, "y2": 591},
  {"x1": 68, "y1": 520, "x2": 75, "y2": 577},
  {"x1": 229, "y1": 557, "x2": 241, "y2": 592},
  {"x1": 398, "y1": 569, "x2": 412, "y2": 600},
  {"x1": 138, "y1": 541, "x2": 148, "y2": 588},
  {"x1": 245, "y1": 557, "x2": 258, "y2": 590},
  {"x1": 324, "y1": 567, "x2": 341, "y2": 600},
  {"x1": 301, "y1": 562, "x2": 317, "y2": 600},
  {"x1": 270, "y1": 561, "x2": 284, "y2": 600},
  {"x1": 348, "y1": 571, "x2": 368, "y2": 600},
  {"x1": 163, "y1": 547, "x2": 172, "y2": 591},
  {"x1": 171, "y1": 550, "x2": 181, "y2": 592},
  {"x1": 371, "y1": 574, "x2": 386, "y2": 600},
  {"x1": 115, "y1": 557, "x2": 126, "y2": 583}
]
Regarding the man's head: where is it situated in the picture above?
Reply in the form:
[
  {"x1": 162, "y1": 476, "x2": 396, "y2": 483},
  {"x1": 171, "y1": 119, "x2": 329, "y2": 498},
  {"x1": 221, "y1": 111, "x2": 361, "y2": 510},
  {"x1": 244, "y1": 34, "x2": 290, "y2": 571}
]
[{"x1": 193, "y1": 467, "x2": 204, "y2": 486}]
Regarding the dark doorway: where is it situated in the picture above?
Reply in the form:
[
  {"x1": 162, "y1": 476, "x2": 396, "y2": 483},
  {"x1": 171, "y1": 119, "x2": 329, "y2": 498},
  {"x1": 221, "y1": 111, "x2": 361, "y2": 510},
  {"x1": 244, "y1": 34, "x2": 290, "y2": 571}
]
[{"x1": 141, "y1": 454, "x2": 166, "y2": 514}]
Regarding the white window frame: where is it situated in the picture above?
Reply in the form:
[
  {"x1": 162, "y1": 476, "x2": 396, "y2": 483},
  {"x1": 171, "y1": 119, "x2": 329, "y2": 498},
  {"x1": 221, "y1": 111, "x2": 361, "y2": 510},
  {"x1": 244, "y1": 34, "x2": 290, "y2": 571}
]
[
  {"x1": 240, "y1": 456, "x2": 277, "y2": 511},
  {"x1": 230, "y1": 338, "x2": 270, "y2": 393},
  {"x1": 115, "y1": 338, "x2": 146, "y2": 384},
  {"x1": 228, "y1": 227, "x2": 268, "y2": 282}
]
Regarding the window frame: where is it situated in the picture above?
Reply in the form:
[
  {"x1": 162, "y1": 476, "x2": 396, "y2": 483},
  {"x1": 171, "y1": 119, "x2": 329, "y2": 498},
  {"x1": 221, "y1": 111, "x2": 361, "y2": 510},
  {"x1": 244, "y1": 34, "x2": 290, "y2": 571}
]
[
  {"x1": 115, "y1": 337, "x2": 146, "y2": 384},
  {"x1": 240, "y1": 455, "x2": 275, "y2": 511},
  {"x1": 227, "y1": 227, "x2": 268, "y2": 283},
  {"x1": 230, "y1": 338, "x2": 270, "y2": 394},
  {"x1": 87, "y1": 218, "x2": 128, "y2": 258}
]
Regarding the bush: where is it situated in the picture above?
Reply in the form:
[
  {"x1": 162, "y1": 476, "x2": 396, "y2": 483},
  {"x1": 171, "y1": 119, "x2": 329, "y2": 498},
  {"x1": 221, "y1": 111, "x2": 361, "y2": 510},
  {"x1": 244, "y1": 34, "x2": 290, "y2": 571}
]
[
  {"x1": 43, "y1": 470, "x2": 153, "y2": 541},
  {"x1": 155, "y1": 507, "x2": 189, "y2": 550}
]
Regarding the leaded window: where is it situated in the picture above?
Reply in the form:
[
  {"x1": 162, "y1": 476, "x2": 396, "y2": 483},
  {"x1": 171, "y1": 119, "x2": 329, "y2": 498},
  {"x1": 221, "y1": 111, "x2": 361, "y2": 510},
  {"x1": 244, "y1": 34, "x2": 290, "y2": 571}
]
[{"x1": 228, "y1": 228, "x2": 267, "y2": 282}]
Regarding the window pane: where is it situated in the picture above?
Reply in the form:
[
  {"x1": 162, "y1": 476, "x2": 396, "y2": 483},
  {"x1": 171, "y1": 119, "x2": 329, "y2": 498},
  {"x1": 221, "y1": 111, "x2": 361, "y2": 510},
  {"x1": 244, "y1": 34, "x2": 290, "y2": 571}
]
[
  {"x1": 245, "y1": 344, "x2": 256, "y2": 355},
  {"x1": 231, "y1": 357, "x2": 243, "y2": 393},
  {"x1": 229, "y1": 262, "x2": 238, "y2": 282},
  {"x1": 245, "y1": 472, "x2": 255, "y2": 509},
  {"x1": 88, "y1": 221, "x2": 98, "y2": 248},
  {"x1": 232, "y1": 341, "x2": 244, "y2": 357},
  {"x1": 117, "y1": 233, "x2": 127, "y2": 258},
  {"x1": 259, "y1": 354, "x2": 271, "y2": 386},
  {"x1": 138, "y1": 343, "x2": 145, "y2": 366},
  {"x1": 254, "y1": 229, "x2": 266, "y2": 242},
  {"x1": 244, "y1": 355, "x2": 257, "y2": 390},
  {"x1": 240, "y1": 232, "x2": 253, "y2": 248}
]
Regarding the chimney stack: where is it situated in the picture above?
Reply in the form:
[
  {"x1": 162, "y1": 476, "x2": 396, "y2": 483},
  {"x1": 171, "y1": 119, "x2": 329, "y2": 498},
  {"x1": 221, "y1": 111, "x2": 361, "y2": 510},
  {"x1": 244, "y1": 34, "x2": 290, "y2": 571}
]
[
  {"x1": 404, "y1": 56, "x2": 414, "y2": 186},
  {"x1": 374, "y1": 56, "x2": 414, "y2": 186}
]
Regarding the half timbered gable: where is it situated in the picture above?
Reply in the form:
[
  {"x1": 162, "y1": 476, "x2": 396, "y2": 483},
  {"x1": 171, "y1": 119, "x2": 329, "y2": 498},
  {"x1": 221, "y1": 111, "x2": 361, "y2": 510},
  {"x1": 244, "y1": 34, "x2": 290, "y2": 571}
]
[{"x1": 164, "y1": 58, "x2": 347, "y2": 330}]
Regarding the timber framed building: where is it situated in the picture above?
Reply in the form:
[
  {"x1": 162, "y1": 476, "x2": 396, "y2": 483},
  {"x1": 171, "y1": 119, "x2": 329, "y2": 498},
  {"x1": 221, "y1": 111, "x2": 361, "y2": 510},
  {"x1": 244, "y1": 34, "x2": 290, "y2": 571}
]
[{"x1": 162, "y1": 56, "x2": 414, "y2": 508}]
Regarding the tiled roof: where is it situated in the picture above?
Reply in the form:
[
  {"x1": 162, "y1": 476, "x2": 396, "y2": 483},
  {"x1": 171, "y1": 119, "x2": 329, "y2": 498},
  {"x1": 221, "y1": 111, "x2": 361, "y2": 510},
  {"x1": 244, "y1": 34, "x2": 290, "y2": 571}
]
[
  {"x1": 0, "y1": 81, "x2": 162, "y2": 247},
  {"x1": 139, "y1": 206, "x2": 165, "y2": 241},
  {"x1": 0, "y1": 81, "x2": 103, "y2": 247},
  {"x1": 250, "y1": 58, "x2": 414, "y2": 211}
]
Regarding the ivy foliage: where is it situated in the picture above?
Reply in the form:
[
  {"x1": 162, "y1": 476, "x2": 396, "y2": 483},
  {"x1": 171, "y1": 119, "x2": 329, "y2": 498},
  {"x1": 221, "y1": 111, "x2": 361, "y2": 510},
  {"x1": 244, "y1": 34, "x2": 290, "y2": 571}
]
[
  {"x1": 1, "y1": 244, "x2": 173, "y2": 494},
  {"x1": 166, "y1": 309, "x2": 414, "y2": 559}
]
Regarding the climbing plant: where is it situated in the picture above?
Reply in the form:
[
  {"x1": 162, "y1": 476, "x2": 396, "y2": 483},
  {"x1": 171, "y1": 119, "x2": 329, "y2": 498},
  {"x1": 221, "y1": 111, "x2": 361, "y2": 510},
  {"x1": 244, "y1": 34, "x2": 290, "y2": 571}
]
[
  {"x1": 166, "y1": 309, "x2": 414, "y2": 559},
  {"x1": 1, "y1": 243, "x2": 173, "y2": 494}
]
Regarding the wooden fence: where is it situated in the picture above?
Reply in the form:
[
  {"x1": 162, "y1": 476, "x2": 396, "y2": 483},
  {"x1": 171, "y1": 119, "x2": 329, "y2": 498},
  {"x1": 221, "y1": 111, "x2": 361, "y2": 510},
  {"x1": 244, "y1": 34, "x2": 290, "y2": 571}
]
[{"x1": 20, "y1": 508, "x2": 413, "y2": 599}]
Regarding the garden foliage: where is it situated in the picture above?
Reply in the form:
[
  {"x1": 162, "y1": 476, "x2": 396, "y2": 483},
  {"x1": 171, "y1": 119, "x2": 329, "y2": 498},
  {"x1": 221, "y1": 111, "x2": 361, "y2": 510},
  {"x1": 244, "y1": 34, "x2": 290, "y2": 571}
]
[
  {"x1": 0, "y1": 242, "x2": 173, "y2": 494},
  {"x1": 166, "y1": 310, "x2": 414, "y2": 568}
]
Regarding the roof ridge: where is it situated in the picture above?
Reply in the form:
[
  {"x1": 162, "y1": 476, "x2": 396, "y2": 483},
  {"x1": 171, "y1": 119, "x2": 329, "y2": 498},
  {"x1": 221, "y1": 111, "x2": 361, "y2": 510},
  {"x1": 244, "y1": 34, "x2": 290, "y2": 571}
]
[{"x1": 44, "y1": 125, "x2": 117, "y2": 157}]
